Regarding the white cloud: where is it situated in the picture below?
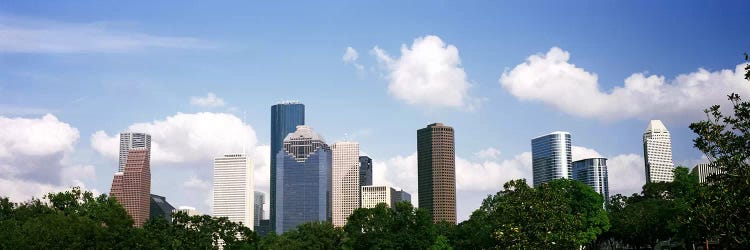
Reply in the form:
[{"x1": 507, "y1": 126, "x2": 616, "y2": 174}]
[
  {"x1": 253, "y1": 145, "x2": 271, "y2": 194},
  {"x1": 572, "y1": 146, "x2": 603, "y2": 162},
  {"x1": 343, "y1": 46, "x2": 365, "y2": 73},
  {"x1": 474, "y1": 147, "x2": 501, "y2": 159},
  {"x1": 0, "y1": 114, "x2": 97, "y2": 202},
  {"x1": 373, "y1": 153, "x2": 419, "y2": 204},
  {"x1": 190, "y1": 92, "x2": 226, "y2": 108},
  {"x1": 499, "y1": 47, "x2": 750, "y2": 121},
  {"x1": 607, "y1": 154, "x2": 646, "y2": 196},
  {"x1": 342, "y1": 47, "x2": 359, "y2": 62},
  {"x1": 91, "y1": 112, "x2": 257, "y2": 164},
  {"x1": 0, "y1": 14, "x2": 210, "y2": 53},
  {"x1": 182, "y1": 175, "x2": 213, "y2": 214},
  {"x1": 456, "y1": 152, "x2": 532, "y2": 191},
  {"x1": 372, "y1": 35, "x2": 477, "y2": 109}
]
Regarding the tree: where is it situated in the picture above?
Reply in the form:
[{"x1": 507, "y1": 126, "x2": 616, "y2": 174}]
[
  {"x1": 343, "y1": 202, "x2": 439, "y2": 249},
  {"x1": 688, "y1": 52, "x2": 750, "y2": 248}
]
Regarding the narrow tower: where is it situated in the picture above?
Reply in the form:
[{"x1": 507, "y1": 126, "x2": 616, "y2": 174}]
[
  {"x1": 270, "y1": 102, "x2": 305, "y2": 231},
  {"x1": 332, "y1": 141, "x2": 360, "y2": 227},
  {"x1": 213, "y1": 153, "x2": 254, "y2": 229},
  {"x1": 643, "y1": 120, "x2": 675, "y2": 183},
  {"x1": 417, "y1": 123, "x2": 456, "y2": 224}
]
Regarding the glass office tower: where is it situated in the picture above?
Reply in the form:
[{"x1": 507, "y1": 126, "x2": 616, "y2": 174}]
[
  {"x1": 572, "y1": 158, "x2": 609, "y2": 202},
  {"x1": 531, "y1": 131, "x2": 572, "y2": 186},
  {"x1": 270, "y1": 101, "x2": 305, "y2": 232},
  {"x1": 275, "y1": 125, "x2": 331, "y2": 234}
]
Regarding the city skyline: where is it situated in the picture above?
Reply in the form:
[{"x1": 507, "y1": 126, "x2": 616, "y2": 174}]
[{"x1": 2, "y1": 1, "x2": 749, "y2": 224}]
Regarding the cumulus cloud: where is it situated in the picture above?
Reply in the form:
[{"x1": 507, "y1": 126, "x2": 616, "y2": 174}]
[
  {"x1": 372, "y1": 35, "x2": 478, "y2": 109},
  {"x1": 0, "y1": 14, "x2": 210, "y2": 53},
  {"x1": 91, "y1": 112, "x2": 256, "y2": 164},
  {"x1": 474, "y1": 147, "x2": 501, "y2": 159},
  {"x1": 607, "y1": 154, "x2": 646, "y2": 196},
  {"x1": 0, "y1": 114, "x2": 97, "y2": 202},
  {"x1": 190, "y1": 92, "x2": 226, "y2": 108},
  {"x1": 499, "y1": 47, "x2": 750, "y2": 121},
  {"x1": 572, "y1": 146, "x2": 603, "y2": 162}
]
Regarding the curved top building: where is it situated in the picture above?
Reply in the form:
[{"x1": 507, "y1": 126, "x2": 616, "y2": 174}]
[{"x1": 531, "y1": 131, "x2": 572, "y2": 187}]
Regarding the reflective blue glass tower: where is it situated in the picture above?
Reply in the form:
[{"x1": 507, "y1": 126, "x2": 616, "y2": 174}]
[
  {"x1": 531, "y1": 131, "x2": 572, "y2": 187},
  {"x1": 572, "y1": 158, "x2": 609, "y2": 202},
  {"x1": 275, "y1": 125, "x2": 331, "y2": 233},
  {"x1": 270, "y1": 102, "x2": 305, "y2": 232}
]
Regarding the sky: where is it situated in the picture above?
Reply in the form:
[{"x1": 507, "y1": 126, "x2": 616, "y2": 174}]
[{"x1": 1, "y1": 1, "x2": 749, "y2": 222}]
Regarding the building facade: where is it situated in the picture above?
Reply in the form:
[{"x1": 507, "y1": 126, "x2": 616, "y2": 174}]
[
  {"x1": 110, "y1": 148, "x2": 151, "y2": 227},
  {"x1": 643, "y1": 120, "x2": 675, "y2": 183},
  {"x1": 332, "y1": 141, "x2": 361, "y2": 227},
  {"x1": 149, "y1": 194, "x2": 175, "y2": 221},
  {"x1": 531, "y1": 131, "x2": 572, "y2": 186},
  {"x1": 359, "y1": 156, "x2": 373, "y2": 188},
  {"x1": 275, "y1": 125, "x2": 331, "y2": 233},
  {"x1": 254, "y1": 191, "x2": 265, "y2": 227},
  {"x1": 417, "y1": 123, "x2": 456, "y2": 224},
  {"x1": 395, "y1": 189, "x2": 411, "y2": 204},
  {"x1": 270, "y1": 101, "x2": 305, "y2": 232},
  {"x1": 361, "y1": 185, "x2": 398, "y2": 209},
  {"x1": 213, "y1": 154, "x2": 254, "y2": 229},
  {"x1": 118, "y1": 132, "x2": 151, "y2": 172},
  {"x1": 572, "y1": 158, "x2": 610, "y2": 202},
  {"x1": 692, "y1": 163, "x2": 722, "y2": 183}
]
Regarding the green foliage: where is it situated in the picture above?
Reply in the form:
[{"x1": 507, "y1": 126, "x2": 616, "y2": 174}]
[
  {"x1": 687, "y1": 52, "x2": 750, "y2": 248},
  {"x1": 261, "y1": 221, "x2": 343, "y2": 249},
  {"x1": 343, "y1": 202, "x2": 439, "y2": 250},
  {"x1": 455, "y1": 179, "x2": 609, "y2": 249}
]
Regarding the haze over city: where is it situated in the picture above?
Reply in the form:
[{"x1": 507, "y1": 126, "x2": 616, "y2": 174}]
[{"x1": 2, "y1": 0, "x2": 749, "y2": 225}]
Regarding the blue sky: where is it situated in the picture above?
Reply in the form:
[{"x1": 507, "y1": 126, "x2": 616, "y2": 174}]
[{"x1": 1, "y1": 1, "x2": 749, "y2": 221}]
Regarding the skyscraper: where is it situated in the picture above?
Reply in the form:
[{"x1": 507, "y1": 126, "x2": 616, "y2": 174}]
[
  {"x1": 572, "y1": 158, "x2": 610, "y2": 202},
  {"x1": 531, "y1": 131, "x2": 572, "y2": 186},
  {"x1": 332, "y1": 141, "x2": 360, "y2": 227},
  {"x1": 118, "y1": 132, "x2": 151, "y2": 172},
  {"x1": 643, "y1": 120, "x2": 675, "y2": 183},
  {"x1": 213, "y1": 153, "x2": 254, "y2": 229},
  {"x1": 417, "y1": 123, "x2": 456, "y2": 224},
  {"x1": 692, "y1": 163, "x2": 722, "y2": 183},
  {"x1": 110, "y1": 148, "x2": 151, "y2": 227},
  {"x1": 270, "y1": 101, "x2": 305, "y2": 231},
  {"x1": 149, "y1": 194, "x2": 176, "y2": 221},
  {"x1": 254, "y1": 191, "x2": 265, "y2": 227},
  {"x1": 361, "y1": 185, "x2": 398, "y2": 209},
  {"x1": 359, "y1": 156, "x2": 373, "y2": 188},
  {"x1": 275, "y1": 125, "x2": 331, "y2": 233}
]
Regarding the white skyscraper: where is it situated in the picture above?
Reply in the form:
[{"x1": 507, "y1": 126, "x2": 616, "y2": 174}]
[
  {"x1": 331, "y1": 141, "x2": 360, "y2": 227},
  {"x1": 118, "y1": 132, "x2": 151, "y2": 172},
  {"x1": 643, "y1": 120, "x2": 675, "y2": 183},
  {"x1": 213, "y1": 154, "x2": 254, "y2": 229}
]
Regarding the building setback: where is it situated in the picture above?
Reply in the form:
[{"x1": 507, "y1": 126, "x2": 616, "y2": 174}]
[
  {"x1": 110, "y1": 148, "x2": 151, "y2": 227},
  {"x1": 531, "y1": 131, "x2": 572, "y2": 186},
  {"x1": 332, "y1": 141, "x2": 361, "y2": 227},
  {"x1": 417, "y1": 123, "x2": 456, "y2": 224},
  {"x1": 270, "y1": 102, "x2": 305, "y2": 232},
  {"x1": 572, "y1": 158, "x2": 610, "y2": 202},
  {"x1": 643, "y1": 120, "x2": 675, "y2": 183},
  {"x1": 275, "y1": 125, "x2": 331, "y2": 233},
  {"x1": 213, "y1": 153, "x2": 254, "y2": 229},
  {"x1": 118, "y1": 132, "x2": 151, "y2": 172}
]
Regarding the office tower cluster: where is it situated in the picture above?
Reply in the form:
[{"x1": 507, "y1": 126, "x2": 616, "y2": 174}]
[{"x1": 530, "y1": 119, "x2": 676, "y2": 203}]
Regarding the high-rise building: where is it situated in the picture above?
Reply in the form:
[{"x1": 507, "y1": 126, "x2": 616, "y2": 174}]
[
  {"x1": 213, "y1": 154, "x2": 254, "y2": 229},
  {"x1": 417, "y1": 123, "x2": 456, "y2": 224},
  {"x1": 643, "y1": 120, "x2": 675, "y2": 183},
  {"x1": 359, "y1": 156, "x2": 373, "y2": 188},
  {"x1": 174, "y1": 206, "x2": 201, "y2": 217},
  {"x1": 361, "y1": 185, "x2": 411, "y2": 208},
  {"x1": 254, "y1": 191, "x2": 265, "y2": 227},
  {"x1": 110, "y1": 148, "x2": 151, "y2": 227},
  {"x1": 275, "y1": 125, "x2": 331, "y2": 233},
  {"x1": 270, "y1": 101, "x2": 305, "y2": 232},
  {"x1": 692, "y1": 163, "x2": 723, "y2": 183},
  {"x1": 531, "y1": 131, "x2": 572, "y2": 186},
  {"x1": 149, "y1": 194, "x2": 175, "y2": 221},
  {"x1": 395, "y1": 189, "x2": 411, "y2": 204},
  {"x1": 572, "y1": 158, "x2": 610, "y2": 202},
  {"x1": 332, "y1": 141, "x2": 360, "y2": 227},
  {"x1": 118, "y1": 132, "x2": 151, "y2": 172}
]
